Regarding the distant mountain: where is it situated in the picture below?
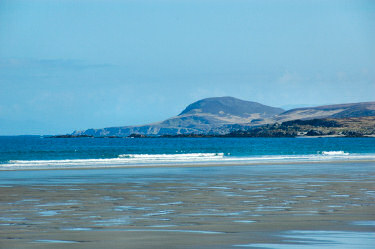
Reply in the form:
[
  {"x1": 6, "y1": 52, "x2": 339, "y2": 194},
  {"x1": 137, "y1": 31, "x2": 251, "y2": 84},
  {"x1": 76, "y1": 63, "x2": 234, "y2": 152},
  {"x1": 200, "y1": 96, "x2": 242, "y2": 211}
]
[
  {"x1": 71, "y1": 98, "x2": 375, "y2": 137},
  {"x1": 274, "y1": 101, "x2": 375, "y2": 123},
  {"x1": 179, "y1": 97, "x2": 283, "y2": 117},
  {"x1": 72, "y1": 97, "x2": 284, "y2": 136}
]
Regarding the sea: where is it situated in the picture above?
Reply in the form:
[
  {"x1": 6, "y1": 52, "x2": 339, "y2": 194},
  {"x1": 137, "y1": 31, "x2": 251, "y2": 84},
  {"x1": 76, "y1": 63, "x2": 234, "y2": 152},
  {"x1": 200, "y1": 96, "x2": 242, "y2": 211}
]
[{"x1": 1, "y1": 136, "x2": 375, "y2": 170}]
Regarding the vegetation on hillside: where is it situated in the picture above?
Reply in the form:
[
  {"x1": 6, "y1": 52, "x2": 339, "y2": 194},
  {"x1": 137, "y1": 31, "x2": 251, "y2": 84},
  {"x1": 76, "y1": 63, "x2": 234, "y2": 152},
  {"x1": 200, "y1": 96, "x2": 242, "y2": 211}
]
[{"x1": 225, "y1": 117, "x2": 375, "y2": 137}]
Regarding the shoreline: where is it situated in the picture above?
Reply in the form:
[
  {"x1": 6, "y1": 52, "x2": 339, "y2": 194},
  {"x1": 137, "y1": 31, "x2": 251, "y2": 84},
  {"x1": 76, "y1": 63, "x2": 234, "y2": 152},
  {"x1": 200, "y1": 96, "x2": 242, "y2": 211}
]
[
  {"x1": 2, "y1": 158, "x2": 375, "y2": 171},
  {"x1": 49, "y1": 134, "x2": 375, "y2": 138}
]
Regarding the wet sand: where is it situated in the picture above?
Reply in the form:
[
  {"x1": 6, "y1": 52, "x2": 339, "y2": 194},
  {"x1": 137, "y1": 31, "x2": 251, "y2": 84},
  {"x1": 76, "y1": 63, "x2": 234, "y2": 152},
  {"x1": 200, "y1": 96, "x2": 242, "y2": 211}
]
[{"x1": 1, "y1": 162, "x2": 374, "y2": 248}]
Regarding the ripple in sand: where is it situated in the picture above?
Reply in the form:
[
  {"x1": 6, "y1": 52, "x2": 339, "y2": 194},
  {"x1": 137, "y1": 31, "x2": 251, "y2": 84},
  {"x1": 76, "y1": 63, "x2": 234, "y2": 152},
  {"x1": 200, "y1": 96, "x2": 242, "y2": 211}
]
[
  {"x1": 353, "y1": 221, "x2": 375, "y2": 226},
  {"x1": 38, "y1": 210, "x2": 59, "y2": 216},
  {"x1": 0, "y1": 217, "x2": 27, "y2": 222},
  {"x1": 37, "y1": 202, "x2": 79, "y2": 207},
  {"x1": 19, "y1": 199, "x2": 40, "y2": 202},
  {"x1": 208, "y1": 186, "x2": 231, "y2": 190},
  {"x1": 33, "y1": 240, "x2": 79, "y2": 244},
  {"x1": 147, "y1": 225, "x2": 177, "y2": 228},
  {"x1": 331, "y1": 194, "x2": 349, "y2": 197},
  {"x1": 61, "y1": 227, "x2": 93, "y2": 231},
  {"x1": 143, "y1": 210, "x2": 174, "y2": 216},
  {"x1": 233, "y1": 220, "x2": 256, "y2": 223},
  {"x1": 114, "y1": 205, "x2": 152, "y2": 211},
  {"x1": 244, "y1": 189, "x2": 266, "y2": 193},
  {"x1": 102, "y1": 196, "x2": 123, "y2": 201},
  {"x1": 234, "y1": 230, "x2": 375, "y2": 248},
  {"x1": 157, "y1": 201, "x2": 183, "y2": 206},
  {"x1": 93, "y1": 217, "x2": 130, "y2": 226},
  {"x1": 94, "y1": 229, "x2": 223, "y2": 234}
]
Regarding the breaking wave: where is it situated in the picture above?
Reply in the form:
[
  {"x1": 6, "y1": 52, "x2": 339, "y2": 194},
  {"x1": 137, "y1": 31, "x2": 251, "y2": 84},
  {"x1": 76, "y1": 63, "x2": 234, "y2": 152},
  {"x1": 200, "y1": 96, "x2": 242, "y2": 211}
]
[
  {"x1": 118, "y1": 153, "x2": 224, "y2": 161},
  {"x1": 2, "y1": 152, "x2": 375, "y2": 170},
  {"x1": 2, "y1": 153, "x2": 224, "y2": 170},
  {"x1": 322, "y1": 151, "x2": 349, "y2": 156}
]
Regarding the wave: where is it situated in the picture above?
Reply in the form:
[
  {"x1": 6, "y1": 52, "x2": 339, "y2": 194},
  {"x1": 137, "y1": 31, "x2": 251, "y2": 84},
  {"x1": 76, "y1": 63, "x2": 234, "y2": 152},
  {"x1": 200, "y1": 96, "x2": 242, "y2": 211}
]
[
  {"x1": 2, "y1": 153, "x2": 225, "y2": 170},
  {"x1": 321, "y1": 151, "x2": 349, "y2": 156},
  {"x1": 2, "y1": 152, "x2": 375, "y2": 170},
  {"x1": 118, "y1": 153, "x2": 224, "y2": 161}
]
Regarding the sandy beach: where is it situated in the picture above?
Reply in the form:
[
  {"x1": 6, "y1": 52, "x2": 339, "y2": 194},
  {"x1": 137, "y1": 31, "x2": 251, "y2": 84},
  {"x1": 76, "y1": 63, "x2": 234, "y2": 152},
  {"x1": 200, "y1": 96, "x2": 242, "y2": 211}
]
[{"x1": 1, "y1": 162, "x2": 374, "y2": 248}]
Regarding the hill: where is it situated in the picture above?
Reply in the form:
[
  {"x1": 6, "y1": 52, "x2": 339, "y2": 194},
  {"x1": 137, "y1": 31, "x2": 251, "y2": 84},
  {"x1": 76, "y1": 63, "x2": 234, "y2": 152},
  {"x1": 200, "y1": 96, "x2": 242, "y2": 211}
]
[
  {"x1": 225, "y1": 116, "x2": 375, "y2": 137},
  {"x1": 273, "y1": 101, "x2": 375, "y2": 123},
  {"x1": 179, "y1": 97, "x2": 283, "y2": 117},
  {"x1": 71, "y1": 98, "x2": 375, "y2": 137},
  {"x1": 72, "y1": 97, "x2": 284, "y2": 136}
]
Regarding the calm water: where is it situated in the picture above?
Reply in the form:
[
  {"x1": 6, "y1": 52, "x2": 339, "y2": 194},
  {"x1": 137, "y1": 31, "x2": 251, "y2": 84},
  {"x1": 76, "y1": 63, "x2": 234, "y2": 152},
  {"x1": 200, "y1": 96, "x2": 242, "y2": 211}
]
[{"x1": 1, "y1": 136, "x2": 375, "y2": 170}]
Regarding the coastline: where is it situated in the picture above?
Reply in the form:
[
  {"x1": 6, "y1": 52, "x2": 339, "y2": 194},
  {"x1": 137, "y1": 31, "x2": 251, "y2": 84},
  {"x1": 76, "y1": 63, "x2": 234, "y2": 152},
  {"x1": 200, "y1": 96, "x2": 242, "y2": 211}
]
[
  {"x1": 50, "y1": 134, "x2": 375, "y2": 138},
  {"x1": 2, "y1": 158, "x2": 375, "y2": 171}
]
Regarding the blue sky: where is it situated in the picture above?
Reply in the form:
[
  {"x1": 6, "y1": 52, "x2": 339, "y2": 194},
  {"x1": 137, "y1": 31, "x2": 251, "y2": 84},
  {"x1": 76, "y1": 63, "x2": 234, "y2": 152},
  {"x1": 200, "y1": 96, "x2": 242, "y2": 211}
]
[{"x1": 0, "y1": 0, "x2": 374, "y2": 135}]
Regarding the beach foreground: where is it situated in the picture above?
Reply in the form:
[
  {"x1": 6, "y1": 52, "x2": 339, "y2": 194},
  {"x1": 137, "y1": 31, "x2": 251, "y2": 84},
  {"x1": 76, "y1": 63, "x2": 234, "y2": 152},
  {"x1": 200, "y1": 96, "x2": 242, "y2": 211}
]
[{"x1": 1, "y1": 162, "x2": 374, "y2": 248}]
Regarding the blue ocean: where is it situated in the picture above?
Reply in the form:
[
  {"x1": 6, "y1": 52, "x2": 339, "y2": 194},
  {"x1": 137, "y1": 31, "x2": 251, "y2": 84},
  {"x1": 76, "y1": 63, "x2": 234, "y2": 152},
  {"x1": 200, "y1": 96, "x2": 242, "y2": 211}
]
[{"x1": 1, "y1": 136, "x2": 375, "y2": 170}]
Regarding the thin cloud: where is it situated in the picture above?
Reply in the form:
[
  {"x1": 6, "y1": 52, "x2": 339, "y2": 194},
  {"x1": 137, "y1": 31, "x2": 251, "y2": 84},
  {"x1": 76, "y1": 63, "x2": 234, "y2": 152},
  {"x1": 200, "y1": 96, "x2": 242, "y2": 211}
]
[{"x1": 277, "y1": 71, "x2": 302, "y2": 85}]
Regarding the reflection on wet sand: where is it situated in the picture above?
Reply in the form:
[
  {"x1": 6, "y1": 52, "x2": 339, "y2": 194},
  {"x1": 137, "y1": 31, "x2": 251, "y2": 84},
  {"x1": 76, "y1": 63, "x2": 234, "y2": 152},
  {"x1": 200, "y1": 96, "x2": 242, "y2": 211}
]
[{"x1": 0, "y1": 162, "x2": 374, "y2": 248}]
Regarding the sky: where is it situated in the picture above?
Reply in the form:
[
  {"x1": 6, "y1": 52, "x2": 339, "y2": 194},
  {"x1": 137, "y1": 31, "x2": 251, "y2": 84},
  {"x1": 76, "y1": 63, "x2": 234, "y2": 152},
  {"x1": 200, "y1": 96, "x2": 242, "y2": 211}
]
[{"x1": 0, "y1": 0, "x2": 374, "y2": 135}]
